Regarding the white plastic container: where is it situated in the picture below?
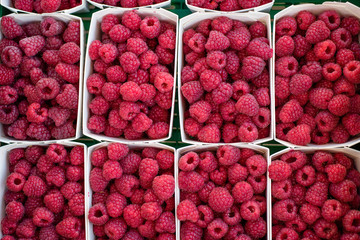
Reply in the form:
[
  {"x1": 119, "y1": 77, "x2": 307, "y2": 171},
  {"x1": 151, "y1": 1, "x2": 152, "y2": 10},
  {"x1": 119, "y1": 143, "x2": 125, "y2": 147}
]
[
  {"x1": 1, "y1": 0, "x2": 89, "y2": 14},
  {"x1": 185, "y1": 0, "x2": 274, "y2": 14},
  {"x1": 178, "y1": 11, "x2": 274, "y2": 145},
  {"x1": 175, "y1": 144, "x2": 271, "y2": 240},
  {"x1": 272, "y1": 2, "x2": 360, "y2": 149},
  {"x1": 87, "y1": 0, "x2": 170, "y2": 11},
  {"x1": 85, "y1": 142, "x2": 177, "y2": 240},
  {"x1": 0, "y1": 13, "x2": 85, "y2": 144},
  {"x1": 83, "y1": 8, "x2": 178, "y2": 143},
  {"x1": 0, "y1": 141, "x2": 87, "y2": 239},
  {"x1": 269, "y1": 147, "x2": 360, "y2": 239}
]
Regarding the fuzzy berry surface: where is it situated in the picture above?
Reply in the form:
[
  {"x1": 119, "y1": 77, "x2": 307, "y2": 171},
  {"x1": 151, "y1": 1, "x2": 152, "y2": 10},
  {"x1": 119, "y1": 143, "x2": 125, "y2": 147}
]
[
  {"x1": 275, "y1": 11, "x2": 360, "y2": 146},
  {"x1": 2, "y1": 144, "x2": 85, "y2": 239},
  {"x1": 0, "y1": 16, "x2": 81, "y2": 141},
  {"x1": 270, "y1": 149, "x2": 360, "y2": 240},
  {"x1": 86, "y1": 11, "x2": 175, "y2": 141},
  {"x1": 188, "y1": 0, "x2": 271, "y2": 12},
  {"x1": 89, "y1": 144, "x2": 176, "y2": 239},
  {"x1": 181, "y1": 16, "x2": 272, "y2": 143},
  {"x1": 178, "y1": 145, "x2": 267, "y2": 239}
]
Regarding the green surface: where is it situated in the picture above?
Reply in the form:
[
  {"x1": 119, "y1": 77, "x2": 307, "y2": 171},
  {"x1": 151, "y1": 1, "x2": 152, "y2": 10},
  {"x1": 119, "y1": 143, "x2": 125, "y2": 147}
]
[{"x1": 1, "y1": 0, "x2": 360, "y2": 155}]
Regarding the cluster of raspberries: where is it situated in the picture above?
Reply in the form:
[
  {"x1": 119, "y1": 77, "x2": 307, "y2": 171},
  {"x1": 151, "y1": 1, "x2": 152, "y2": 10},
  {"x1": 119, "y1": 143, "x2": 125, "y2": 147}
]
[
  {"x1": 11, "y1": 0, "x2": 82, "y2": 13},
  {"x1": 0, "y1": 16, "x2": 81, "y2": 141},
  {"x1": 270, "y1": 150, "x2": 360, "y2": 239},
  {"x1": 187, "y1": 0, "x2": 271, "y2": 12},
  {"x1": 86, "y1": 11, "x2": 176, "y2": 140},
  {"x1": 1, "y1": 144, "x2": 85, "y2": 239},
  {"x1": 275, "y1": 10, "x2": 360, "y2": 146},
  {"x1": 88, "y1": 143, "x2": 176, "y2": 239},
  {"x1": 90, "y1": 0, "x2": 166, "y2": 8},
  {"x1": 181, "y1": 16, "x2": 273, "y2": 143},
  {"x1": 177, "y1": 145, "x2": 267, "y2": 239}
]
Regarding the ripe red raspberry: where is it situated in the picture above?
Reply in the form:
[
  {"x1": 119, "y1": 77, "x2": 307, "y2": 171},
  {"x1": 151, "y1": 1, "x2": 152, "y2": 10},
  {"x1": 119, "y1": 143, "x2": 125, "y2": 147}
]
[
  {"x1": 341, "y1": 16, "x2": 360, "y2": 35},
  {"x1": 40, "y1": 0, "x2": 61, "y2": 12},
  {"x1": 90, "y1": 167, "x2": 109, "y2": 192},
  {"x1": 22, "y1": 175, "x2": 47, "y2": 197},
  {"x1": 177, "y1": 199, "x2": 199, "y2": 223},
  {"x1": 275, "y1": 35, "x2": 294, "y2": 57},
  {"x1": 246, "y1": 39, "x2": 273, "y2": 60},
  {"x1": 275, "y1": 56, "x2": 298, "y2": 77},
  {"x1": 188, "y1": 100, "x2": 211, "y2": 124},
  {"x1": 244, "y1": 217, "x2": 266, "y2": 239},
  {"x1": 273, "y1": 198, "x2": 297, "y2": 222},
  {"x1": 240, "y1": 200, "x2": 260, "y2": 221},
  {"x1": 305, "y1": 20, "x2": 330, "y2": 44},
  {"x1": 55, "y1": 62, "x2": 79, "y2": 84},
  {"x1": 101, "y1": 14, "x2": 119, "y2": 34},
  {"x1": 152, "y1": 174, "x2": 175, "y2": 201},
  {"x1": 343, "y1": 60, "x2": 360, "y2": 84},
  {"x1": 238, "y1": 122, "x2": 258, "y2": 142},
  {"x1": 158, "y1": 29, "x2": 176, "y2": 50},
  {"x1": 286, "y1": 124, "x2": 311, "y2": 146},
  {"x1": 18, "y1": 35, "x2": 45, "y2": 57},
  {"x1": 88, "y1": 203, "x2": 109, "y2": 225},
  {"x1": 330, "y1": 179, "x2": 357, "y2": 203},
  {"x1": 155, "y1": 211, "x2": 175, "y2": 234},
  {"x1": 1, "y1": 46, "x2": 22, "y2": 68},
  {"x1": 319, "y1": 10, "x2": 340, "y2": 30},
  {"x1": 245, "y1": 154, "x2": 267, "y2": 177},
  {"x1": 235, "y1": 94, "x2": 259, "y2": 117},
  {"x1": 275, "y1": 228, "x2": 299, "y2": 240},
  {"x1": 156, "y1": 150, "x2": 174, "y2": 170},
  {"x1": 216, "y1": 145, "x2": 239, "y2": 166},
  {"x1": 154, "y1": 72, "x2": 174, "y2": 93},
  {"x1": 199, "y1": 69, "x2": 221, "y2": 92},
  {"x1": 314, "y1": 40, "x2": 336, "y2": 60},
  {"x1": 139, "y1": 158, "x2": 158, "y2": 188},
  {"x1": 279, "y1": 99, "x2": 303, "y2": 123},
  {"x1": 46, "y1": 166, "x2": 66, "y2": 187},
  {"x1": 272, "y1": 179, "x2": 292, "y2": 200},
  {"x1": 1, "y1": 216, "x2": 17, "y2": 235},
  {"x1": 1, "y1": 16, "x2": 24, "y2": 40},
  {"x1": 211, "y1": 82, "x2": 232, "y2": 105},
  {"x1": 207, "y1": 187, "x2": 233, "y2": 213},
  {"x1": 296, "y1": 10, "x2": 316, "y2": 30},
  {"x1": 269, "y1": 160, "x2": 292, "y2": 182},
  {"x1": 56, "y1": 217, "x2": 81, "y2": 239},
  {"x1": 197, "y1": 124, "x2": 221, "y2": 143},
  {"x1": 313, "y1": 219, "x2": 338, "y2": 239},
  {"x1": 5, "y1": 201, "x2": 24, "y2": 222},
  {"x1": 180, "y1": 221, "x2": 202, "y2": 240},
  {"x1": 289, "y1": 74, "x2": 312, "y2": 96},
  {"x1": 226, "y1": 27, "x2": 251, "y2": 51},
  {"x1": 331, "y1": 28, "x2": 352, "y2": 50},
  {"x1": 241, "y1": 56, "x2": 266, "y2": 79},
  {"x1": 178, "y1": 170, "x2": 205, "y2": 193},
  {"x1": 32, "y1": 207, "x2": 54, "y2": 227},
  {"x1": 0, "y1": 86, "x2": 18, "y2": 105},
  {"x1": 119, "y1": 52, "x2": 140, "y2": 74},
  {"x1": 0, "y1": 105, "x2": 19, "y2": 125},
  {"x1": 146, "y1": 122, "x2": 170, "y2": 139},
  {"x1": 295, "y1": 165, "x2": 315, "y2": 186},
  {"x1": 205, "y1": 30, "x2": 230, "y2": 51},
  {"x1": 108, "y1": 24, "x2": 131, "y2": 43},
  {"x1": 179, "y1": 152, "x2": 199, "y2": 171},
  {"x1": 207, "y1": 218, "x2": 229, "y2": 239},
  {"x1": 16, "y1": 218, "x2": 36, "y2": 238},
  {"x1": 123, "y1": 204, "x2": 143, "y2": 228},
  {"x1": 115, "y1": 174, "x2": 139, "y2": 197},
  {"x1": 232, "y1": 181, "x2": 253, "y2": 204},
  {"x1": 343, "y1": 210, "x2": 360, "y2": 233},
  {"x1": 276, "y1": 16, "x2": 297, "y2": 36}
]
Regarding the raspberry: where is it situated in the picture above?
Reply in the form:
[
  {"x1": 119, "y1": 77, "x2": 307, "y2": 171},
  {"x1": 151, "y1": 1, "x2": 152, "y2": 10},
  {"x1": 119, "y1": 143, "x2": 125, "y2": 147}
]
[
  {"x1": 244, "y1": 217, "x2": 266, "y2": 239},
  {"x1": 188, "y1": 101, "x2": 211, "y2": 124},
  {"x1": 140, "y1": 202, "x2": 162, "y2": 221},
  {"x1": 215, "y1": 145, "x2": 239, "y2": 166},
  {"x1": 245, "y1": 154, "x2": 267, "y2": 177},
  {"x1": 154, "y1": 72, "x2": 174, "y2": 93},
  {"x1": 45, "y1": 144, "x2": 66, "y2": 164},
  {"x1": 319, "y1": 10, "x2": 340, "y2": 30},
  {"x1": 273, "y1": 198, "x2": 297, "y2": 222},
  {"x1": 275, "y1": 228, "x2": 299, "y2": 240},
  {"x1": 222, "y1": 205, "x2": 240, "y2": 226},
  {"x1": 51, "y1": 121, "x2": 76, "y2": 139},
  {"x1": 343, "y1": 113, "x2": 360, "y2": 136},
  {"x1": 238, "y1": 122, "x2": 258, "y2": 142},
  {"x1": 331, "y1": 28, "x2": 352, "y2": 50},
  {"x1": 107, "y1": 142, "x2": 128, "y2": 161},
  {"x1": 344, "y1": 60, "x2": 360, "y2": 84},
  {"x1": 115, "y1": 174, "x2": 139, "y2": 197},
  {"x1": 1, "y1": 217, "x2": 17, "y2": 235},
  {"x1": 275, "y1": 56, "x2": 298, "y2": 77},
  {"x1": 55, "y1": 63, "x2": 80, "y2": 84},
  {"x1": 123, "y1": 204, "x2": 143, "y2": 228},
  {"x1": 235, "y1": 94, "x2": 259, "y2": 117},
  {"x1": 269, "y1": 160, "x2": 292, "y2": 181},
  {"x1": 46, "y1": 166, "x2": 66, "y2": 187},
  {"x1": 207, "y1": 218, "x2": 229, "y2": 239},
  {"x1": 90, "y1": 167, "x2": 109, "y2": 192},
  {"x1": 88, "y1": 203, "x2": 109, "y2": 225},
  {"x1": 119, "y1": 52, "x2": 140, "y2": 74},
  {"x1": 211, "y1": 82, "x2": 233, "y2": 104},
  {"x1": 56, "y1": 217, "x2": 81, "y2": 239},
  {"x1": 138, "y1": 220, "x2": 156, "y2": 238},
  {"x1": 325, "y1": 163, "x2": 347, "y2": 184},
  {"x1": 226, "y1": 28, "x2": 251, "y2": 51},
  {"x1": 197, "y1": 124, "x2": 221, "y2": 143},
  {"x1": 198, "y1": 70, "x2": 221, "y2": 92},
  {"x1": 239, "y1": 200, "x2": 260, "y2": 221},
  {"x1": 272, "y1": 179, "x2": 291, "y2": 200},
  {"x1": 22, "y1": 175, "x2": 47, "y2": 197},
  {"x1": 158, "y1": 29, "x2": 176, "y2": 50},
  {"x1": 313, "y1": 219, "x2": 338, "y2": 239},
  {"x1": 178, "y1": 171, "x2": 204, "y2": 193},
  {"x1": 210, "y1": 16, "x2": 232, "y2": 35},
  {"x1": 18, "y1": 35, "x2": 45, "y2": 57},
  {"x1": 146, "y1": 122, "x2": 169, "y2": 139},
  {"x1": 241, "y1": 56, "x2": 266, "y2": 79},
  {"x1": 0, "y1": 86, "x2": 18, "y2": 105},
  {"x1": 32, "y1": 207, "x2": 54, "y2": 227},
  {"x1": 89, "y1": 96, "x2": 109, "y2": 115},
  {"x1": 319, "y1": 199, "x2": 342, "y2": 223},
  {"x1": 296, "y1": 10, "x2": 316, "y2": 30},
  {"x1": 279, "y1": 99, "x2": 303, "y2": 123},
  {"x1": 275, "y1": 36, "x2": 294, "y2": 57},
  {"x1": 288, "y1": 74, "x2": 312, "y2": 96},
  {"x1": 336, "y1": 48, "x2": 355, "y2": 67},
  {"x1": 1, "y1": 16, "x2": 24, "y2": 40},
  {"x1": 179, "y1": 152, "x2": 199, "y2": 171},
  {"x1": 246, "y1": 39, "x2": 273, "y2": 60},
  {"x1": 219, "y1": 0, "x2": 239, "y2": 11},
  {"x1": 341, "y1": 16, "x2": 360, "y2": 35},
  {"x1": 305, "y1": 20, "x2": 330, "y2": 44},
  {"x1": 153, "y1": 174, "x2": 175, "y2": 201},
  {"x1": 314, "y1": 40, "x2": 336, "y2": 60},
  {"x1": 314, "y1": 111, "x2": 339, "y2": 133},
  {"x1": 16, "y1": 218, "x2": 36, "y2": 238},
  {"x1": 286, "y1": 124, "x2": 311, "y2": 146},
  {"x1": 1, "y1": 46, "x2": 22, "y2": 68},
  {"x1": 276, "y1": 16, "x2": 297, "y2": 36},
  {"x1": 295, "y1": 165, "x2": 315, "y2": 186},
  {"x1": 330, "y1": 179, "x2": 357, "y2": 202},
  {"x1": 205, "y1": 30, "x2": 230, "y2": 51},
  {"x1": 0, "y1": 105, "x2": 18, "y2": 125},
  {"x1": 155, "y1": 211, "x2": 176, "y2": 233},
  {"x1": 177, "y1": 199, "x2": 199, "y2": 222},
  {"x1": 156, "y1": 150, "x2": 174, "y2": 170},
  {"x1": 343, "y1": 210, "x2": 360, "y2": 232},
  {"x1": 5, "y1": 201, "x2": 25, "y2": 222}
]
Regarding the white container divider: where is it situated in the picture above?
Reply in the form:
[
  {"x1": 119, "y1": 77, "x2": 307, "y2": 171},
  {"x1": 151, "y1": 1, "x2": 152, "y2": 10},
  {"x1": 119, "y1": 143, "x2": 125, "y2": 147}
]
[
  {"x1": 175, "y1": 143, "x2": 271, "y2": 240},
  {"x1": 178, "y1": 11, "x2": 274, "y2": 145},
  {"x1": 272, "y1": 1, "x2": 360, "y2": 149},
  {"x1": 0, "y1": 141, "x2": 88, "y2": 239},
  {"x1": 0, "y1": 13, "x2": 85, "y2": 144},
  {"x1": 1, "y1": 0, "x2": 89, "y2": 14},
  {"x1": 185, "y1": 0, "x2": 274, "y2": 14},
  {"x1": 83, "y1": 8, "x2": 178, "y2": 144},
  {"x1": 87, "y1": 0, "x2": 170, "y2": 11},
  {"x1": 85, "y1": 142, "x2": 177, "y2": 240},
  {"x1": 269, "y1": 147, "x2": 360, "y2": 240}
]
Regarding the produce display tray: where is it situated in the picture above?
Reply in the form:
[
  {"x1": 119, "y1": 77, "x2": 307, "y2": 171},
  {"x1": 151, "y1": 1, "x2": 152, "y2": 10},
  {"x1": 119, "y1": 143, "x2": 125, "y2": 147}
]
[{"x1": 0, "y1": 0, "x2": 359, "y2": 155}]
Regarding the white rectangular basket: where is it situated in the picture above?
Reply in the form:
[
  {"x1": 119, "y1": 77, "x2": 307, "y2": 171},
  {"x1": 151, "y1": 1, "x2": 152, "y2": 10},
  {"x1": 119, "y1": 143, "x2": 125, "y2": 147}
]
[
  {"x1": 178, "y1": 11, "x2": 274, "y2": 145},
  {"x1": 85, "y1": 142, "x2": 177, "y2": 240},
  {"x1": 175, "y1": 143, "x2": 271, "y2": 240},
  {"x1": 0, "y1": 13, "x2": 85, "y2": 144},
  {"x1": 87, "y1": 0, "x2": 170, "y2": 10},
  {"x1": 185, "y1": 0, "x2": 274, "y2": 14},
  {"x1": 269, "y1": 147, "x2": 360, "y2": 239},
  {"x1": 83, "y1": 8, "x2": 178, "y2": 143},
  {"x1": 1, "y1": 0, "x2": 89, "y2": 14},
  {"x1": 0, "y1": 141, "x2": 87, "y2": 239},
  {"x1": 272, "y1": 1, "x2": 360, "y2": 149}
]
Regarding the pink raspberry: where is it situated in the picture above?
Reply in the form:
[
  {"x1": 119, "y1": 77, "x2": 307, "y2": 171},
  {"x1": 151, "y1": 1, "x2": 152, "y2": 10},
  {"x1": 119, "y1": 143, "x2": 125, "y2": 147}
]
[
  {"x1": 197, "y1": 124, "x2": 220, "y2": 143},
  {"x1": 5, "y1": 201, "x2": 25, "y2": 222},
  {"x1": 140, "y1": 16, "x2": 160, "y2": 39},
  {"x1": 119, "y1": 101, "x2": 140, "y2": 121},
  {"x1": 115, "y1": 174, "x2": 139, "y2": 197},
  {"x1": 226, "y1": 28, "x2": 251, "y2": 51},
  {"x1": 232, "y1": 181, "x2": 253, "y2": 204},
  {"x1": 208, "y1": 187, "x2": 233, "y2": 213},
  {"x1": 241, "y1": 56, "x2": 266, "y2": 79},
  {"x1": 119, "y1": 52, "x2": 140, "y2": 73},
  {"x1": 238, "y1": 122, "x2": 258, "y2": 142},
  {"x1": 305, "y1": 20, "x2": 330, "y2": 44},
  {"x1": 246, "y1": 39, "x2": 273, "y2": 60},
  {"x1": 178, "y1": 170, "x2": 205, "y2": 193},
  {"x1": 276, "y1": 16, "x2": 297, "y2": 36},
  {"x1": 179, "y1": 152, "x2": 199, "y2": 171},
  {"x1": 147, "y1": 122, "x2": 169, "y2": 139},
  {"x1": 296, "y1": 10, "x2": 316, "y2": 30},
  {"x1": 244, "y1": 217, "x2": 266, "y2": 239},
  {"x1": 286, "y1": 124, "x2": 311, "y2": 146},
  {"x1": 159, "y1": 29, "x2": 176, "y2": 50},
  {"x1": 55, "y1": 62, "x2": 79, "y2": 84},
  {"x1": 205, "y1": 30, "x2": 230, "y2": 51},
  {"x1": 207, "y1": 218, "x2": 229, "y2": 239},
  {"x1": 155, "y1": 211, "x2": 175, "y2": 234},
  {"x1": 199, "y1": 69, "x2": 221, "y2": 92},
  {"x1": 109, "y1": 24, "x2": 131, "y2": 43},
  {"x1": 188, "y1": 33, "x2": 206, "y2": 53},
  {"x1": 19, "y1": 36, "x2": 45, "y2": 57},
  {"x1": 289, "y1": 74, "x2": 312, "y2": 95},
  {"x1": 314, "y1": 40, "x2": 336, "y2": 60},
  {"x1": 154, "y1": 72, "x2": 174, "y2": 93},
  {"x1": 211, "y1": 16, "x2": 233, "y2": 34},
  {"x1": 139, "y1": 158, "x2": 159, "y2": 188},
  {"x1": 1, "y1": 16, "x2": 24, "y2": 40},
  {"x1": 275, "y1": 56, "x2": 298, "y2": 77},
  {"x1": 1, "y1": 46, "x2": 22, "y2": 68},
  {"x1": 177, "y1": 199, "x2": 199, "y2": 222},
  {"x1": 275, "y1": 35, "x2": 295, "y2": 57},
  {"x1": 235, "y1": 94, "x2": 259, "y2": 117},
  {"x1": 279, "y1": 99, "x2": 303, "y2": 123},
  {"x1": 152, "y1": 174, "x2": 175, "y2": 201},
  {"x1": 330, "y1": 179, "x2": 357, "y2": 203},
  {"x1": 120, "y1": 81, "x2": 142, "y2": 102}
]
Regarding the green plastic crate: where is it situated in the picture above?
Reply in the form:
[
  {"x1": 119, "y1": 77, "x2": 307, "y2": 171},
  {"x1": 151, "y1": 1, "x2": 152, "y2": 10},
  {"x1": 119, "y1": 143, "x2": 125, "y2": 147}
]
[{"x1": 0, "y1": 0, "x2": 359, "y2": 154}]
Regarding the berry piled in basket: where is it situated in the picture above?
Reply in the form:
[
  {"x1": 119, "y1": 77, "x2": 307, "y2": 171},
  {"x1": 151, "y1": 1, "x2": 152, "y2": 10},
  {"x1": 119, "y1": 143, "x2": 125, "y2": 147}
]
[
  {"x1": 270, "y1": 150, "x2": 360, "y2": 239},
  {"x1": 275, "y1": 10, "x2": 360, "y2": 146},
  {"x1": 187, "y1": 0, "x2": 271, "y2": 12},
  {"x1": 86, "y1": 10, "x2": 176, "y2": 140},
  {"x1": 90, "y1": 0, "x2": 167, "y2": 8},
  {"x1": 1, "y1": 144, "x2": 85, "y2": 239},
  {"x1": 10, "y1": 0, "x2": 82, "y2": 13},
  {"x1": 0, "y1": 16, "x2": 81, "y2": 141},
  {"x1": 177, "y1": 145, "x2": 267, "y2": 239},
  {"x1": 88, "y1": 143, "x2": 175, "y2": 239},
  {"x1": 180, "y1": 16, "x2": 272, "y2": 143}
]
